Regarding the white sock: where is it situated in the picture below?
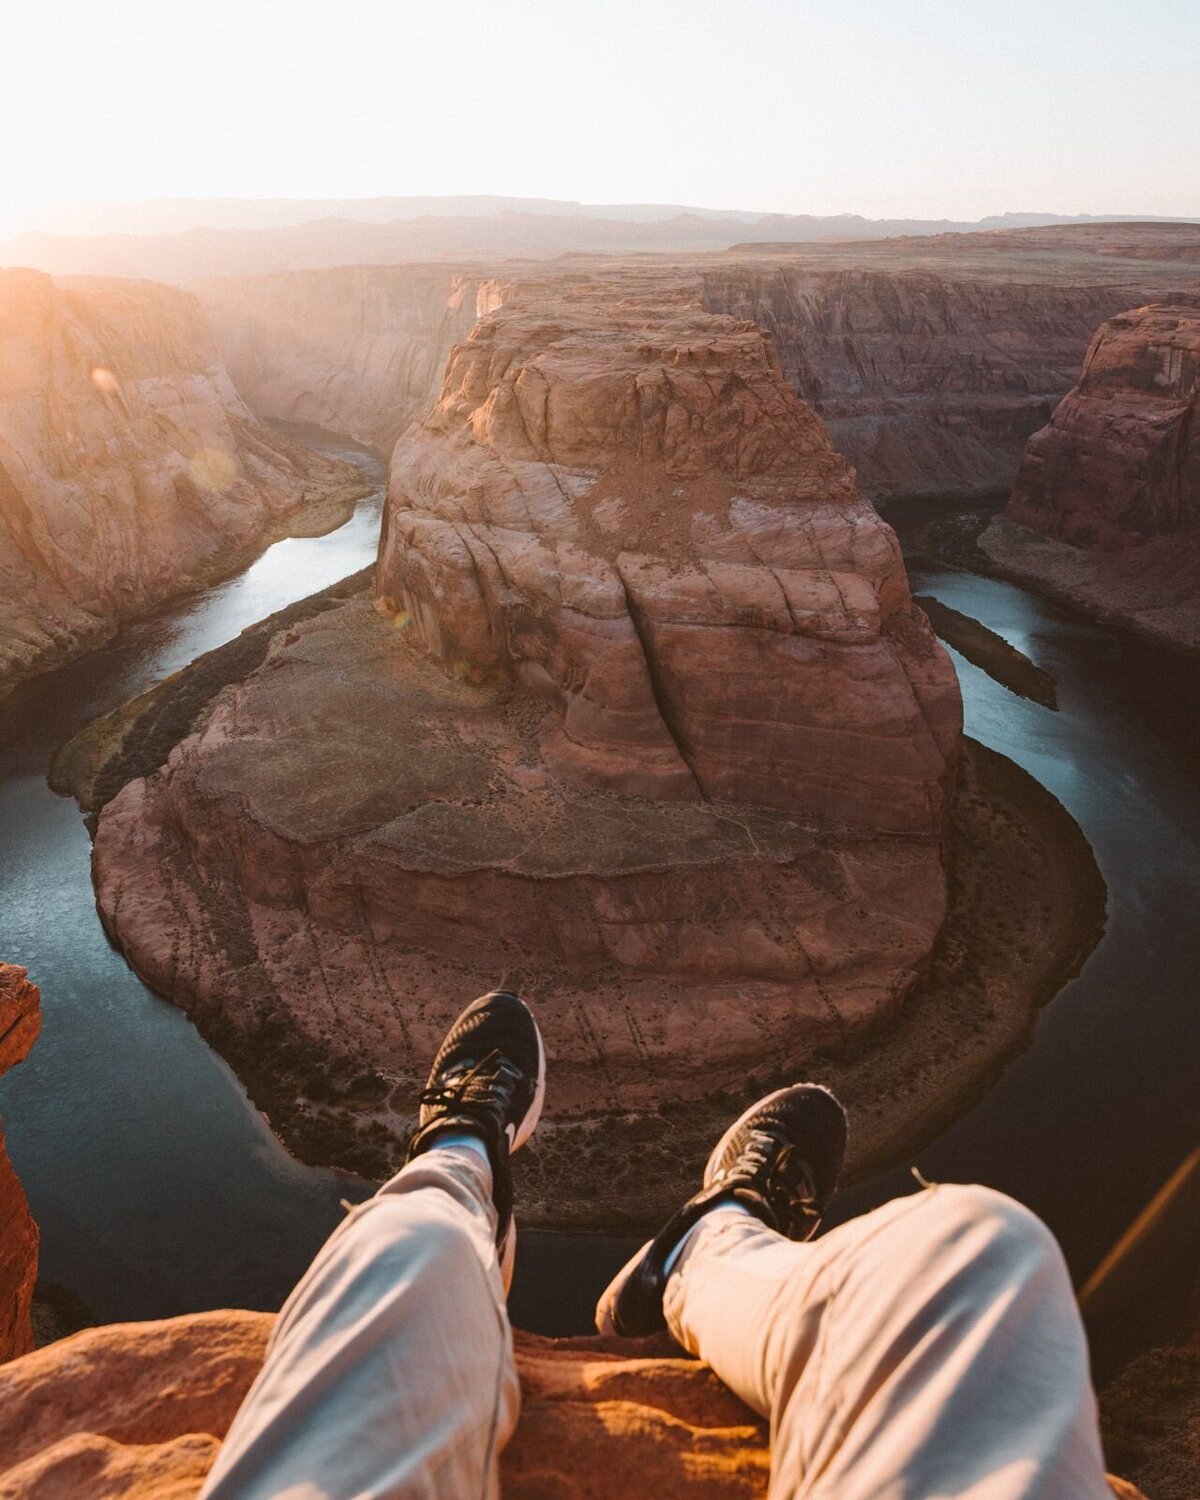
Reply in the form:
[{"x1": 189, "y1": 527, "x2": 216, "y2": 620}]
[
  {"x1": 662, "y1": 1201, "x2": 754, "y2": 1278},
  {"x1": 428, "y1": 1130, "x2": 492, "y2": 1175}
]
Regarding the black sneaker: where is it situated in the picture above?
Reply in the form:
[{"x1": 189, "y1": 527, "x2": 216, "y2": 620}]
[
  {"x1": 406, "y1": 990, "x2": 546, "y2": 1283},
  {"x1": 595, "y1": 1084, "x2": 847, "y2": 1337}
]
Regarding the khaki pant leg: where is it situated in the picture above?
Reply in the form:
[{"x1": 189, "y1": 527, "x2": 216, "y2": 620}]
[
  {"x1": 665, "y1": 1185, "x2": 1112, "y2": 1500},
  {"x1": 201, "y1": 1149, "x2": 518, "y2": 1500}
]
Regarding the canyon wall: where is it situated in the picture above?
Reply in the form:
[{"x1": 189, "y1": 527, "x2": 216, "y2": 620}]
[
  {"x1": 982, "y1": 303, "x2": 1200, "y2": 652},
  {"x1": 1007, "y1": 303, "x2": 1200, "y2": 546},
  {"x1": 0, "y1": 966, "x2": 40, "y2": 1364},
  {"x1": 196, "y1": 259, "x2": 1162, "y2": 508},
  {"x1": 91, "y1": 277, "x2": 961, "y2": 1205},
  {"x1": 196, "y1": 265, "x2": 497, "y2": 453},
  {"x1": 0, "y1": 269, "x2": 364, "y2": 694},
  {"x1": 701, "y1": 269, "x2": 1150, "y2": 503}
]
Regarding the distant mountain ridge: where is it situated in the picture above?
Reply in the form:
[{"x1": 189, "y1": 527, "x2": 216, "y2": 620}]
[
  {"x1": 3, "y1": 198, "x2": 1197, "y2": 286},
  {"x1": 25, "y1": 195, "x2": 1199, "y2": 238}
]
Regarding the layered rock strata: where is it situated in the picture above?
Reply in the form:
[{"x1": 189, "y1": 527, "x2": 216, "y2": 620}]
[
  {"x1": 195, "y1": 259, "x2": 1173, "y2": 510},
  {"x1": 701, "y1": 269, "x2": 1153, "y2": 504},
  {"x1": 0, "y1": 269, "x2": 366, "y2": 693},
  {"x1": 93, "y1": 282, "x2": 960, "y2": 1192},
  {"x1": 1008, "y1": 303, "x2": 1200, "y2": 546},
  {"x1": 0, "y1": 1309, "x2": 1145, "y2": 1498},
  {"x1": 0, "y1": 966, "x2": 40, "y2": 1363},
  {"x1": 984, "y1": 303, "x2": 1200, "y2": 650},
  {"x1": 196, "y1": 265, "x2": 497, "y2": 452}
]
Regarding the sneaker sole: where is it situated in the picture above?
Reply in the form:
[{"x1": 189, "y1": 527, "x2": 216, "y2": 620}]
[
  {"x1": 502, "y1": 1003, "x2": 543, "y2": 1294},
  {"x1": 508, "y1": 1009, "x2": 547, "y2": 1155},
  {"x1": 594, "y1": 1237, "x2": 652, "y2": 1336}
]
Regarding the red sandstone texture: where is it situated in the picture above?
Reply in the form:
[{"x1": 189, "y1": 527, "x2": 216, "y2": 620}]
[
  {"x1": 0, "y1": 966, "x2": 40, "y2": 1363},
  {"x1": 0, "y1": 1309, "x2": 1145, "y2": 1498},
  {"x1": 982, "y1": 303, "x2": 1200, "y2": 652},
  {"x1": 0, "y1": 269, "x2": 364, "y2": 694},
  {"x1": 1008, "y1": 304, "x2": 1200, "y2": 548},
  {"x1": 699, "y1": 269, "x2": 1147, "y2": 503},
  {"x1": 194, "y1": 230, "x2": 1200, "y2": 509},
  {"x1": 91, "y1": 280, "x2": 959, "y2": 1183}
]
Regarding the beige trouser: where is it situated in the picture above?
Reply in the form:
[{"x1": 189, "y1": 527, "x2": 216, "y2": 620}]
[
  {"x1": 200, "y1": 1148, "x2": 518, "y2": 1500},
  {"x1": 666, "y1": 1184, "x2": 1112, "y2": 1499},
  {"x1": 202, "y1": 1158, "x2": 1112, "y2": 1499}
]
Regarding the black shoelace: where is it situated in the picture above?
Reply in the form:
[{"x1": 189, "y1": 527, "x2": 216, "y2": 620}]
[
  {"x1": 419, "y1": 1047, "x2": 523, "y2": 1120},
  {"x1": 739, "y1": 1126, "x2": 821, "y2": 1231}
]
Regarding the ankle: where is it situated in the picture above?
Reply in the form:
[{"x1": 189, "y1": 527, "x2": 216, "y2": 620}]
[
  {"x1": 423, "y1": 1128, "x2": 493, "y2": 1174},
  {"x1": 663, "y1": 1199, "x2": 755, "y2": 1279}
]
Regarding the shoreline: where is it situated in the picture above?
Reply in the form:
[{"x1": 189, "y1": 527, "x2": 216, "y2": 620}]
[
  {"x1": 61, "y1": 583, "x2": 1107, "y2": 1228},
  {"x1": 890, "y1": 498, "x2": 1200, "y2": 662},
  {"x1": 0, "y1": 463, "x2": 377, "y2": 707},
  {"x1": 977, "y1": 519, "x2": 1200, "y2": 661},
  {"x1": 520, "y1": 734, "x2": 1106, "y2": 1229}
]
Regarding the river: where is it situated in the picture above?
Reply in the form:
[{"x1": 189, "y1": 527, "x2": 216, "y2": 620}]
[{"x1": 0, "y1": 448, "x2": 1196, "y2": 1352}]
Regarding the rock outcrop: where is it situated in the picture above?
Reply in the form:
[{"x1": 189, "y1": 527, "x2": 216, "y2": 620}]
[
  {"x1": 701, "y1": 269, "x2": 1153, "y2": 504},
  {"x1": 1008, "y1": 303, "x2": 1200, "y2": 547},
  {"x1": 196, "y1": 265, "x2": 496, "y2": 453},
  {"x1": 195, "y1": 258, "x2": 1180, "y2": 511},
  {"x1": 982, "y1": 303, "x2": 1200, "y2": 651},
  {"x1": 0, "y1": 966, "x2": 40, "y2": 1363},
  {"x1": 0, "y1": 1308, "x2": 1145, "y2": 1498},
  {"x1": 0, "y1": 269, "x2": 366, "y2": 694},
  {"x1": 91, "y1": 280, "x2": 960, "y2": 1207}
]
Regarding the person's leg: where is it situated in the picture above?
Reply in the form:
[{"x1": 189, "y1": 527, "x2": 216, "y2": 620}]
[
  {"x1": 665, "y1": 1184, "x2": 1113, "y2": 1500},
  {"x1": 201, "y1": 1146, "x2": 517, "y2": 1500},
  {"x1": 598, "y1": 1084, "x2": 1112, "y2": 1500},
  {"x1": 202, "y1": 989, "x2": 545, "y2": 1500}
]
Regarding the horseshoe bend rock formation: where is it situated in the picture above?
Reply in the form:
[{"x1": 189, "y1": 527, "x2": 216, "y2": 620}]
[
  {"x1": 93, "y1": 284, "x2": 961, "y2": 1190},
  {"x1": 985, "y1": 302, "x2": 1200, "y2": 650},
  {"x1": 0, "y1": 965, "x2": 40, "y2": 1364},
  {"x1": 0, "y1": 268, "x2": 366, "y2": 694}
]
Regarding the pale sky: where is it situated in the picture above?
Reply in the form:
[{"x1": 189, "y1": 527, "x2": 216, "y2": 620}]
[{"x1": 2, "y1": 0, "x2": 1197, "y2": 237}]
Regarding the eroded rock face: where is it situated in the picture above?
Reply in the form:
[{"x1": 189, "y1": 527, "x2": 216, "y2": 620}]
[
  {"x1": 978, "y1": 304, "x2": 1200, "y2": 652},
  {"x1": 92, "y1": 280, "x2": 959, "y2": 1201},
  {"x1": 0, "y1": 269, "x2": 362, "y2": 693},
  {"x1": 196, "y1": 265, "x2": 497, "y2": 453},
  {"x1": 0, "y1": 1309, "x2": 1144, "y2": 1498},
  {"x1": 1008, "y1": 303, "x2": 1200, "y2": 548},
  {"x1": 0, "y1": 966, "x2": 40, "y2": 1363},
  {"x1": 378, "y1": 282, "x2": 959, "y2": 828},
  {"x1": 701, "y1": 269, "x2": 1149, "y2": 504}
]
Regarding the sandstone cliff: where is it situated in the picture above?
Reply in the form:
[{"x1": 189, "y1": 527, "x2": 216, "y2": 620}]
[
  {"x1": 192, "y1": 245, "x2": 1195, "y2": 511},
  {"x1": 701, "y1": 269, "x2": 1151, "y2": 504},
  {"x1": 195, "y1": 265, "x2": 497, "y2": 453},
  {"x1": 982, "y1": 303, "x2": 1200, "y2": 651},
  {"x1": 91, "y1": 279, "x2": 961, "y2": 1213},
  {"x1": 1008, "y1": 303, "x2": 1200, "y2": 547},
  {"x1": 0, "y1": 966, "x2": 40, "y2": 1363},
  {"x1": 0, "y1": 269, "x2": 366, "y2": 694},
  {"x1": 0, "y1": 1309, "x2": 1146, "y2": 1498}
]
